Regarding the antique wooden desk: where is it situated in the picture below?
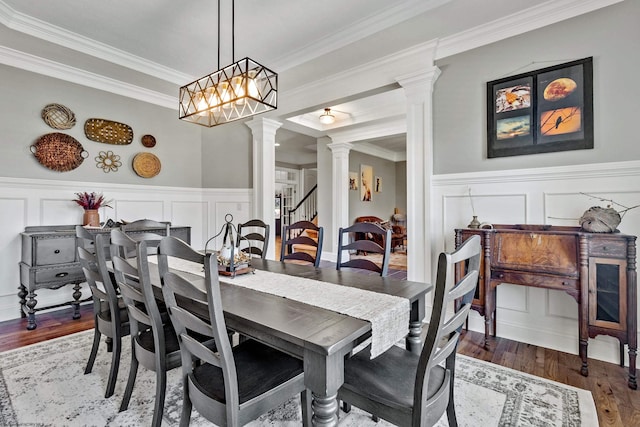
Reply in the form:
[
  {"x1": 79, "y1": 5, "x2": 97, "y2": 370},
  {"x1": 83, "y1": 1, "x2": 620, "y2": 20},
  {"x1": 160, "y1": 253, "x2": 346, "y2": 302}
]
[
  {"x1": 19, "y1": 224, "x2": 190, "y2": 330},
  {"x1": 455, "y1": 224, "x2": 637, "y2": 389},
  {"x1": 146, "y1": 258, "x2": 431, "y2": 427}
]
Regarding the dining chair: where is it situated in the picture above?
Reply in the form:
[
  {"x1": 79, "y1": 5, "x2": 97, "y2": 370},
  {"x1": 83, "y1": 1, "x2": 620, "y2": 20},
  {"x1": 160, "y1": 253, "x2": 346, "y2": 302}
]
[
  {"x1": 280, "y1": 220, "x2": 324, "y2": 267},
  {"x1": 157, "y1": 236, "x2": 311, "y2": 427},
  {"x1": 76, "y1": 227, "x2": 129, "y2": 398},
  {"x1": 336, "y1": 222, "x2": 391, "y2": 276},
  {"x1": 236, "y1": 219, "x2": 270, "y2": 259},
  {"x1": 338, "y1": 235, "x2": 481, "y2": 427},
  {"x1": 121, "y1": 218, "x2": 171, "y2": 236},
  {"x1": 110, "y1": 229, "x2": 182, "y2": 427}
]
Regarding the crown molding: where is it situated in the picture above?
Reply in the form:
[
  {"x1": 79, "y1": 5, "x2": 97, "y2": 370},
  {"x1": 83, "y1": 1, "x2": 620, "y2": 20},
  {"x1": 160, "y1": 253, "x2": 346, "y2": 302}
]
[
  {"x1": 435, "y1": 0, "x2": 624, "y2": 60},
  {"x1": 0, "y1": 46, "x2": 176, "y2": 109},
  {"x1": 0, "y1": 0, "x2": 194, "y2": 84},
  {"x1": 271, "y1": 0, "x2": 450, "y2": 71}
]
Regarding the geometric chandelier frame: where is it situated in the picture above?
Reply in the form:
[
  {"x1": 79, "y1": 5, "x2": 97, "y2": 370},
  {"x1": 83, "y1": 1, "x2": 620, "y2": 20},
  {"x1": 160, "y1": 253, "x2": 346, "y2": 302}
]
[
  {"x1": 179, "y1": 57, "x2": 277, "y2": 127},
  {"x1": 178, "y1": 0, "x2": 278, "y2": 127}
]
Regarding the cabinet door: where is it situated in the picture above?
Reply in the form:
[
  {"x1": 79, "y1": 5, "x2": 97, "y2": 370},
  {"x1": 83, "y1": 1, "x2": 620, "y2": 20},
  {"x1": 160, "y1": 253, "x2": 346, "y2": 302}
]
[
  {"x1": 588, "y1": 257, "x2": 627, "y2": 331},
  {"x1": 458, "y1": 230, "x2": 484, "y2": 307}
]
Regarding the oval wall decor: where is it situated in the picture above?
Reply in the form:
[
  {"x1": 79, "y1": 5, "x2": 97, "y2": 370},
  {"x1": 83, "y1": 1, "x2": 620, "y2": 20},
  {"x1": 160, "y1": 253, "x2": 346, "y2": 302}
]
[
  {"x1": 84, "y1": 118, "x2": 133, "y2": 145},
  {"x1": 30, "y1": 132, "x2": 88, "y2": 172},
  {"x1": 132, "y1": 152, "x2": 161, "y2": 178},
  {"x1": 141, "y1": 134, "x2": 156, "y2": 147},
  {"x1": 41, "y1": 103, "x2": 76, "y2": 130}
]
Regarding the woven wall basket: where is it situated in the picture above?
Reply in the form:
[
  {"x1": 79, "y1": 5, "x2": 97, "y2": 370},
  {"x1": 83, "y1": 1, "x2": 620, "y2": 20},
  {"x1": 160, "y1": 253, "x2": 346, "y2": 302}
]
[
  {"x1": 30, "y1": 133, "x2": 88, "y2": 172},
  {"x1": 41, "y1": 103, "x2": 76, "y2": 130},
  {"x1": 132, "y1": 152, "x2": 161, "y2": 178},
  {"x1": 84, "y1": 118, "x2": 133, "y2": 145}
]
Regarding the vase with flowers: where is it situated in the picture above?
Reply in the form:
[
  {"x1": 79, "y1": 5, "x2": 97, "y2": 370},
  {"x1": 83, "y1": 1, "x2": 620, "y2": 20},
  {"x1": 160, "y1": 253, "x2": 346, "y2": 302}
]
[{"x1": 73, "y1": 192, "x2": 112, "y2": 227}]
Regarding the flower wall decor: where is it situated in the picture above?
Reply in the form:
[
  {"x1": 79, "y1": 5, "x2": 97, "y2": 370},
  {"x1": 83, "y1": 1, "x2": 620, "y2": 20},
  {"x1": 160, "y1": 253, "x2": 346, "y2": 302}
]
[{"x1": 95, "y1": 150, "x2": 122, "y2": 173}]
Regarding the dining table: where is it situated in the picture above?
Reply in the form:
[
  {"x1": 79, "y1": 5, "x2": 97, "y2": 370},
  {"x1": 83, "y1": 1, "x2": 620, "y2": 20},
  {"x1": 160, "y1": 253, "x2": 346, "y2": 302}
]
[{"x1": 145, "y1": 257, "x2": 432, "y2": 427}]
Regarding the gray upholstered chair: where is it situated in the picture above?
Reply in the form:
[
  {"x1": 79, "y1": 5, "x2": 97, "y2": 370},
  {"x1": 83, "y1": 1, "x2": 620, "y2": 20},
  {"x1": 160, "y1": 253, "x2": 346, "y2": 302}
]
[
  {"x1": 110, "y1": 229, "x2": 182, "y2": 427},
  {"x1": 338, "y1": 235, "x2": 481, "y2": 427},
  {"x1": 76, "y1": 227, "x2": 129, "y2": 398},
  {"x1": 280, "y1": 220, "x2": 324, "y2": 267},
  {"x1": 157, "y1": 236, "x2": 311, "y2": 427},
  {"x1": 236, "y1": 219, "x2": 270, "y2": 259},
  {"x1": 336, "y1": 222, "x2": 391, "y2": 276}
]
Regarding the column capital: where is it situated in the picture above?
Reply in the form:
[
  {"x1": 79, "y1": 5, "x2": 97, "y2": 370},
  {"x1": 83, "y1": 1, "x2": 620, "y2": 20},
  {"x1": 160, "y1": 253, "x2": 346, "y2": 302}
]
[
  {"x1": 327, "y1": 141, "x2": 353, "y2": 155},
  {"x1": 396, "y1": 66, "x2": 442, "y2": 103},
  {"x1": 245, "y1": 117, "x2": 283, "y2": 136}
]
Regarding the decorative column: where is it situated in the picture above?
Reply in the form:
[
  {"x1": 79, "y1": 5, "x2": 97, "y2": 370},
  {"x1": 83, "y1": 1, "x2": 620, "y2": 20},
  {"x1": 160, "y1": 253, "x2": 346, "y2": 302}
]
[
  {"x1": 245, "y1": 117, "x2": 282, "y2": 260},
  {"x1": 327, "y1": 142, "x2": 353, "y2": 257},
  {"x1": 396, "y1": 66, "x2": 441, "y2": 283},
  {"x1": 316, "y1": 137, "x2": 333, "y2": 260}
]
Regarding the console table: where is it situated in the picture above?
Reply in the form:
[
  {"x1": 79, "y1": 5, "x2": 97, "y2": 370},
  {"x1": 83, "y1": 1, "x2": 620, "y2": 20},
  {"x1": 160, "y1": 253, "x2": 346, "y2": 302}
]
[
  {"x1": 455, "y1": 224, "x2": 637, "y2": 389},
  {"x1": 19, "y1": 224, "x2": 191, "y2": 330}
]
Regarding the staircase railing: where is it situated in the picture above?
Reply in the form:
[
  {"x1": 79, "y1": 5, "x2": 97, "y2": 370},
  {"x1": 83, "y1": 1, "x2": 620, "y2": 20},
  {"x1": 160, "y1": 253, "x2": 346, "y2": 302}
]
[{"x1": 287, "y1": 184, "x2": 317, "y2": 231}]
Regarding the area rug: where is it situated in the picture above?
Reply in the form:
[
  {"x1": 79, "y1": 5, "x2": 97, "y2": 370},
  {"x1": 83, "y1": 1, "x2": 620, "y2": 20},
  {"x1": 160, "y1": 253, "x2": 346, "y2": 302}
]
[
  {"x1": 350, "y1": 250, "x2": 407, "y2": 271},
  {"x1": 0, "y1": 331, "x2": 597, "y2": 426}
]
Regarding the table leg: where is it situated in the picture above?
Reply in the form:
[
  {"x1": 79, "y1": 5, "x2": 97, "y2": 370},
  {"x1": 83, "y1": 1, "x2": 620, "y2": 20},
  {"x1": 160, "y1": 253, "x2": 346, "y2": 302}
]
[
  {"x1": 18, "y1": 284, "x2": 28, "y2": 318},
  {"x1": 71, "y1": 282, "x2": 82, "y2": 320},
  {"x1": 304, "y1": 350, "x2": 343, "y2": 427},
  {"x1": 406, "y1": 298, "x2": 425, "y2": 355},
  {"x1": 26, "y1": 290, "x2": 38, "y2": 330}
]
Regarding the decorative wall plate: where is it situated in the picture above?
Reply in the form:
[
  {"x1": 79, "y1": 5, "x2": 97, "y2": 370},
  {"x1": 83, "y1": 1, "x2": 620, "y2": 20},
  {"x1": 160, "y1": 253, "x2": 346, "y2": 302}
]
[
  {"x1": 30, "y1": 132, "x2": 88, "y2": 172},
  {"x1": 84, "y1": 118, "x2": 133, "y2": 145},
  {"x1": 132, "y1": 152, "x2": 161, "y2": 178},
  {"x1": 141, "y1": 134, "x2": 156, "y2": 147},
  {"x1": 41, "y1": 103, "x2": 76, "y2": 130}
]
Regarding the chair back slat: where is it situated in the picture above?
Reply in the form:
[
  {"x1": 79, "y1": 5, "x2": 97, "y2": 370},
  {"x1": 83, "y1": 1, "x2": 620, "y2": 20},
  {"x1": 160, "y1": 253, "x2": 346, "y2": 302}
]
[
  {"x1": 337, "y1": 224, "x2": 391, "y2": 276},
  {"x1": 413, "y1": 235, "x2": 481, "y2": 425},
  {"x1": 281, "y1": 220, "x2": 324, "y2": 267},
  {"x1": 237, "y1": 219, "x2": 270, "y2": 259}
]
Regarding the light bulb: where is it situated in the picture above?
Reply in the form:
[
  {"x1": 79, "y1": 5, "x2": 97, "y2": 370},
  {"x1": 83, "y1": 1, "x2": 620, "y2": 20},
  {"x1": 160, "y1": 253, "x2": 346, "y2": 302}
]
[
  {"x1": 219, "y1": 81, "x2": 232, "y2": 109},
  {"x1": 247, "y1": 70, "x2": 260, "y2": 99}
]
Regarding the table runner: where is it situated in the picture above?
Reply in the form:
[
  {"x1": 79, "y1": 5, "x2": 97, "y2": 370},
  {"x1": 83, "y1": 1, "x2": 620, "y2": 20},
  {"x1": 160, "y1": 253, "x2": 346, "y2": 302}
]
[{"x1": 153, "y1": 256, "x2": 409, "y2": 358}]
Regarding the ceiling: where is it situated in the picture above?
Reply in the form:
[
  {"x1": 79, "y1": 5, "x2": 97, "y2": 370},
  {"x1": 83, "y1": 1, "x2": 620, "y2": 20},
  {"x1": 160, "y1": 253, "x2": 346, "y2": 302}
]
[{"x1": 0, "y1": 0, "x2": 607, "y2": 163}]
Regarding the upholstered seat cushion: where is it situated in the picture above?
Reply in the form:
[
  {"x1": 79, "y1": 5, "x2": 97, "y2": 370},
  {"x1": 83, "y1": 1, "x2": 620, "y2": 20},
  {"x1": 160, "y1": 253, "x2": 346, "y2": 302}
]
[
  {"x1": 136, "y1": 323, "x2": 181, "y2": 354},
  {"x1": 342, "y1": 345, "x2": 446, "y2": 413},
  {"x1": 189, "y1": 339, "x2": 304, "y2": 404}
]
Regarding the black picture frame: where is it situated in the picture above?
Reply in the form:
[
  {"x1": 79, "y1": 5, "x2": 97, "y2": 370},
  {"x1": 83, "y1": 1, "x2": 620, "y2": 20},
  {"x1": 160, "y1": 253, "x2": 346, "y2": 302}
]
[{"x1": 487, "y1": 57, "x2": 593, "y2": 158}]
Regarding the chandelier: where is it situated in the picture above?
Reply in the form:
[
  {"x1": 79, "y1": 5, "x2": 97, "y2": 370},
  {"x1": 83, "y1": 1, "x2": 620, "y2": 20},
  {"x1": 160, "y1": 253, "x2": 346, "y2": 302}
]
[{"x1": 179, "y1": 0, "x2": 278, "y2": 127}]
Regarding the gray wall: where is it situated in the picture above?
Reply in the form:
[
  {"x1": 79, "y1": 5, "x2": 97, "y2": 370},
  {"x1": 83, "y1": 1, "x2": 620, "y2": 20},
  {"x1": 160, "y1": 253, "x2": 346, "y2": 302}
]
[
  {"x1": 433, "y1": 1, "x2": 640, "y2": 174},
  {"x1": 200, "y1": 120, "x2": 252, "y2": 188},
  {"x1": 349, "y1": 151, "x2": 400, "y2": 223},
  {"x1": 0, "y1": 64, "x2": 203, "y2": 187}
]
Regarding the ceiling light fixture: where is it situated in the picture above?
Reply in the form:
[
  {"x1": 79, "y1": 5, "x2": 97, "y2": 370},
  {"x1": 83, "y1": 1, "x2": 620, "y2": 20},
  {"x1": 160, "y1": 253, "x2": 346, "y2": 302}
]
[
  {"x1": 319, "y1": 108, "x2": 335, "y2": 125},
  {"x1": 178, "y1": 0, "x2": 278, "y2": 127}
]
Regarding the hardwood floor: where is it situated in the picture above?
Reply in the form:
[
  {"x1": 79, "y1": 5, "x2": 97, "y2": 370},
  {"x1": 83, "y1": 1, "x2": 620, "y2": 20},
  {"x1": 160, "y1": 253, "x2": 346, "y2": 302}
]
[{"x1": 0, "y1": 306, "x2": 635, "y2": 425}]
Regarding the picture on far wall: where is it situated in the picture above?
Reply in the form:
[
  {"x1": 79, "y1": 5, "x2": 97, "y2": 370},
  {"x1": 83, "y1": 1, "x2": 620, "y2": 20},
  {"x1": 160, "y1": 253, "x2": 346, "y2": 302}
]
[
  {"x1": 486, "y1": 57, "x2": 593, "y2": 158},
  {"x1": 375, "y1": 176, "x2": 382, "y2": 193},
  {"x1": 360, "y1": 164, "x2": 373, "y2": 202},
  {"x1": 349, "y1": 171, "x2": 358, "y2": 190}
]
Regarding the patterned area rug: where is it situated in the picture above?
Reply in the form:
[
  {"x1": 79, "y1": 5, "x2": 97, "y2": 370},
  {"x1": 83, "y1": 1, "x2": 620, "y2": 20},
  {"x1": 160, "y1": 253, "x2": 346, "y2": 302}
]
[{"x1": 0, "y1": 331, "x2": 597, "y2": 426}]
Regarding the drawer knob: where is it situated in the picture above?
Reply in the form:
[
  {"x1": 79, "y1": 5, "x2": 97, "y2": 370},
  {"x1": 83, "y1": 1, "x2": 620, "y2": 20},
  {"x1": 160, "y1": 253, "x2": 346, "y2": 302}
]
[
  {"x1": 54, "y1": 249, "x2": 60, "y2": 254},
  {"x1": 55, "y1": 272, "x2": 68, "y2": 278},
  {"x1": 498, "y1": 274, "x2": 504, "y2": 279},
  {"x1": 563, "y1": 281, "x2": 569, "y2": 286},
  {"x1": 602, "y1": 246, "x2": 607, "y2": 251}
]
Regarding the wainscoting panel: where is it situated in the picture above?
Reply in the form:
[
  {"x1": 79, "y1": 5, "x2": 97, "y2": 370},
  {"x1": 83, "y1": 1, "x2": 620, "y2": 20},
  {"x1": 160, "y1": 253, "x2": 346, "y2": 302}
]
[
  {"x1": 433, "y1": 160, "x2": 640, "y2": 365},
  {"x1": 0, "y1": 177, "x2": 251, "y2": 323}
]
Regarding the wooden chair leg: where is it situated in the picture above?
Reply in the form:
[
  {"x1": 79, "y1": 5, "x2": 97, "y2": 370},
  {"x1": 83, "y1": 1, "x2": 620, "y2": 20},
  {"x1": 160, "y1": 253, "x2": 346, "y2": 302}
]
[
  {"x1": 446, "y1": 354, "x2": 459, "y2": 427},
  {"x1": 342, "y1": 401, "x2": 351, "y2": 413},
  {"x1": 151, "y1": 369, "x2": 167, "y2": 427},
  {"x1": 84, "y1": 327, "x2": 101, "y2": 375},
  {"x1": 119, "y1": 350, "x2": 139, "y2": 412},
  {"x1": 104, "y1": 336, "x2": 121, "y2": 398},
  {"x1": 179, "y1": 376, "x2": 192, "y2": 427}
]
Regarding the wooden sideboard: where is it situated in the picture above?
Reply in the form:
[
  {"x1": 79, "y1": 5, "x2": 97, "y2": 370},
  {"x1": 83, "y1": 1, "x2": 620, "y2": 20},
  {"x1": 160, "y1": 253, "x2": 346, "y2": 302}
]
[
  {"x1": 19, "y1": 224, "x2": 191, "y2": 331},
  {"x1": 455, "y1": 224, "x2": 637, "y2": 389}
]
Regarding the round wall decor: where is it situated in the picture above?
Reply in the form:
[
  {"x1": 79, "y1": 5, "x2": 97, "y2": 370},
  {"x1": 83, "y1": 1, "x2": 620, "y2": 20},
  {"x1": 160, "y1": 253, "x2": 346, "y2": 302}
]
[
  {"x1": 132, "y1": 152, "x2": 161, "y2": 178},
  {"x1": 141, "y1": 134, "x2": 156, "y2": 147},
  {"x1": 95, "y1": 150, "x2": 122, "y2": 173}
]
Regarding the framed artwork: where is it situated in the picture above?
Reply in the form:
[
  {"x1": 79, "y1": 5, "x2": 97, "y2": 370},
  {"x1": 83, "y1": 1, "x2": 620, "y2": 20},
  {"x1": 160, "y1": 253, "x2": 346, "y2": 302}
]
[
  {"x1": 360, "y1": 164, "x2": 373, "y2": 202},
  {"x1": 487, "y1": 57, "x2": 593, "y2": 158},
  {"x1": 375, "y1": 176, "x2": 382, "y2": 193},
  {"x1": 349, "y1": 171, "x2": 358, "y2": 190}
]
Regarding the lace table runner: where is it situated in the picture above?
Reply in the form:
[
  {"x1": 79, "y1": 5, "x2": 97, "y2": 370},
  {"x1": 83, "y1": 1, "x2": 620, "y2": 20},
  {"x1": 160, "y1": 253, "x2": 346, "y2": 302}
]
[{"x1": 153, "y1": 256, "x2": 409, "y2": 358}]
